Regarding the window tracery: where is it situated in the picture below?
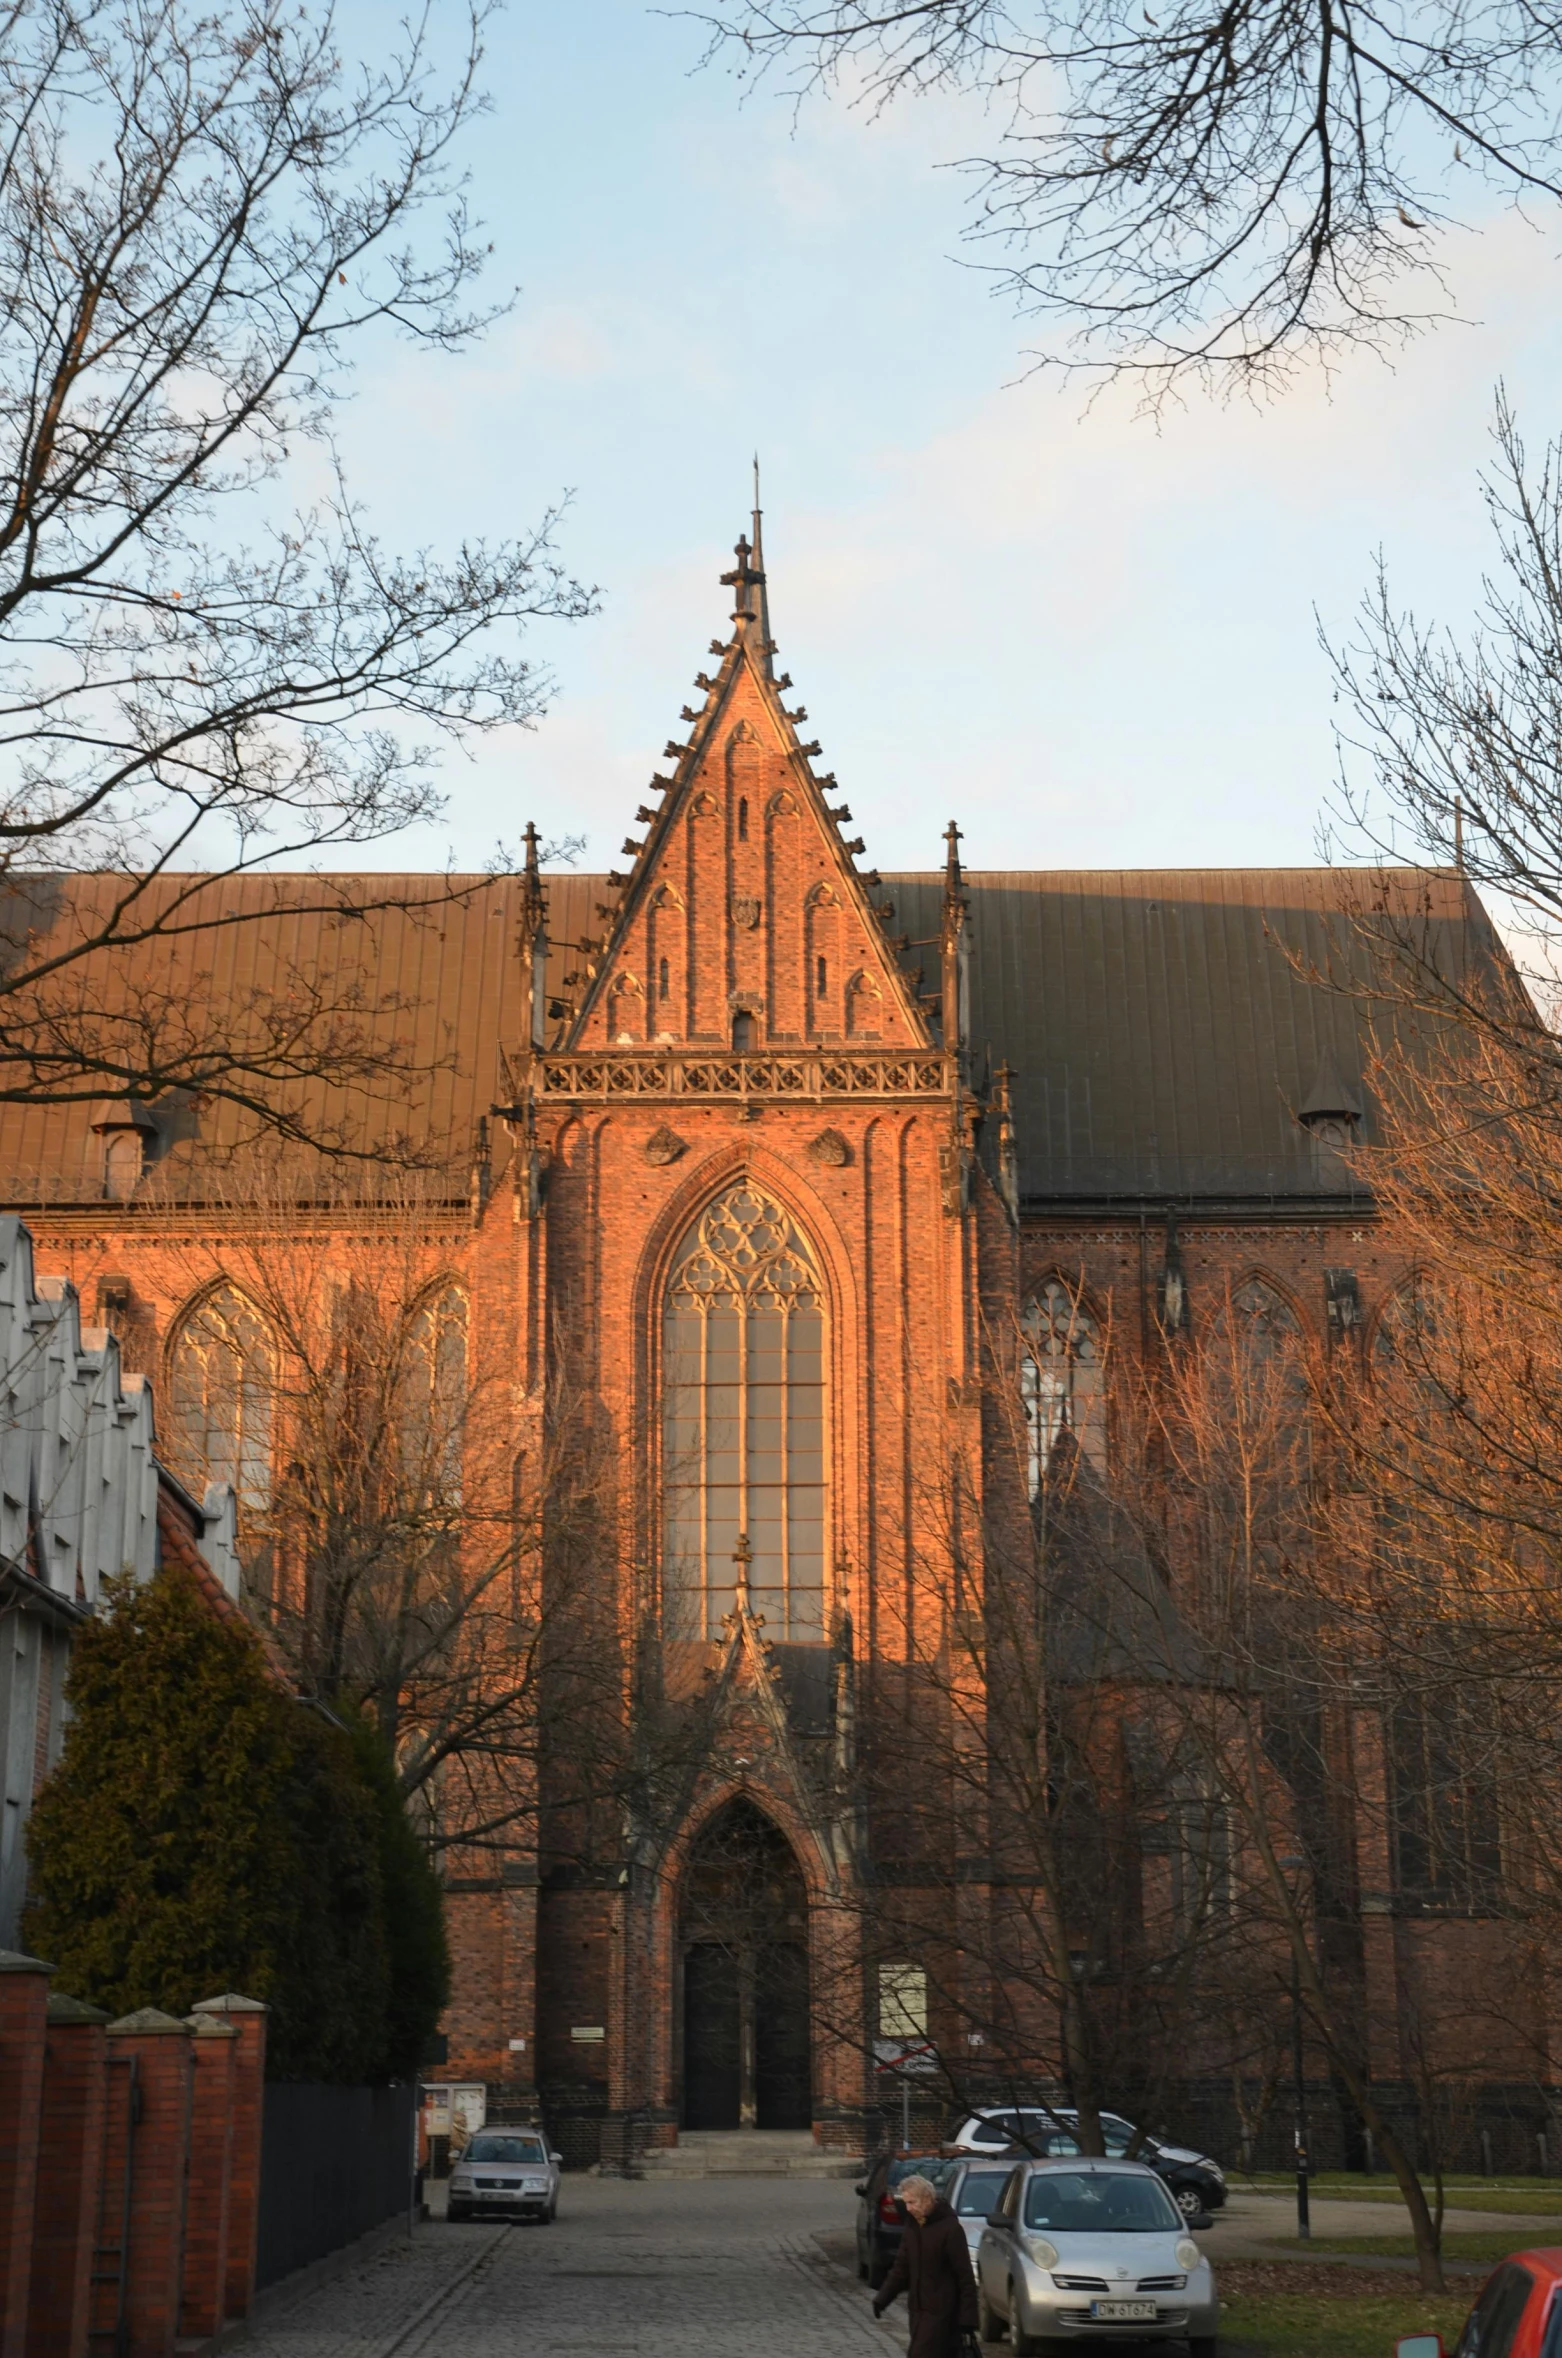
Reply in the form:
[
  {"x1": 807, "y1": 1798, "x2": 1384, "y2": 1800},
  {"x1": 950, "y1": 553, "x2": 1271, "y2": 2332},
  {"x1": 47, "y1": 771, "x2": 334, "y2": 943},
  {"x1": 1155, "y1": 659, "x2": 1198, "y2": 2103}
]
[
  {"x1": 1021, "y1": 1279, "x2": 1105, "y2": 1495},
  {"x1": 664, "y1": 1183, "x2": 826, "y2": 1643},
  {"x1": 1226, "y1": 1275, "x2": 1303, "y2": 1362},
  {"x1": 402, "y1": 1285, "x2": 467, "y2": 1498},
  {"x1": 167, "y1": 1284, "x2": 274, "y2": 1516}
]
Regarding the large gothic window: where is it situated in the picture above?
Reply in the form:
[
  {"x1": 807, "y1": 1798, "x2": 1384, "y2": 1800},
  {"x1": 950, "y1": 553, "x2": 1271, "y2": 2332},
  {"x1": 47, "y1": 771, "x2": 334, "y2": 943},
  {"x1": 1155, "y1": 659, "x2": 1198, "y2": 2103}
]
[
  {"x1": 168, "y1": 1285, "x2": 274, "y2": 1515},
  {"x1": 663, "y1": 1184, "x2": 826, "y2": 1643},
  {"x1": 1022, "y1": 1280, "x2": 1105, "y2": 1495}
]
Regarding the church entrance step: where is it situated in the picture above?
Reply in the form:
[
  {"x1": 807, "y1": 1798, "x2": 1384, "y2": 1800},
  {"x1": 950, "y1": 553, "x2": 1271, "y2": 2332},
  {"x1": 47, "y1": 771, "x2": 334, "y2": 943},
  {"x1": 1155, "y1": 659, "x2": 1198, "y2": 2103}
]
[{"x1": 638, "y1": 2130, "x2": 862, "y2": 2178}]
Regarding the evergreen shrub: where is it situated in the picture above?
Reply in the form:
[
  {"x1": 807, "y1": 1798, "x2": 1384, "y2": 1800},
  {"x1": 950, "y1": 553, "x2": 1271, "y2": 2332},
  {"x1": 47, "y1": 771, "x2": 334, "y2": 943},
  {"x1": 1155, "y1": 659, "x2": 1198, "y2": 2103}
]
[{"x1": 23, "y1": 1561, "x2": 448, "y2": 2081}]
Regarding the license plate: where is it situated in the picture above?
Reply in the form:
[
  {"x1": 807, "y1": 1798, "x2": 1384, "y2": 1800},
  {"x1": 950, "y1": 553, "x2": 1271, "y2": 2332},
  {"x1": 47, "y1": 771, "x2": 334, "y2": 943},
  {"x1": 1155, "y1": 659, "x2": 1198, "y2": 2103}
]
[{"x1": 1089, "y1": 2300, "x2": 1158, "y2": 2322}]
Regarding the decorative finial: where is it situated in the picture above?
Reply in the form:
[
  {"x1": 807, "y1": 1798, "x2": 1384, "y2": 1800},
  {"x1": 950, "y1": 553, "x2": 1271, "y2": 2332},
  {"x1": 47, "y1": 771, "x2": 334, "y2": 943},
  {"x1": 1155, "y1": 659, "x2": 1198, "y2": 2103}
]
[
  {"x1": 523, "y1": 819, "x2": 539, "y2": 879},
  {"x1": 718, "y1": 469, "x2": 774, "y2": 675},
  {"x1": 733, "y1": 1533, "x2": 753, "y2": 1596},
  {"x1": 944, "y1": 819, "x2": 963, "y2": 884}
]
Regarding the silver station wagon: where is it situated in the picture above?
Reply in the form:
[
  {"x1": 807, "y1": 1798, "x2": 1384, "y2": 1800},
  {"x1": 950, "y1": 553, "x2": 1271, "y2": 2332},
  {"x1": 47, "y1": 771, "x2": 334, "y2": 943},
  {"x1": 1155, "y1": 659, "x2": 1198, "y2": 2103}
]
[
  {"x1": 447, "y1": 2129, "x2": 561, "y2": 2223},
  {"x1": 976, "y1": 2157, "x2": 1218, "y2": 2355}
]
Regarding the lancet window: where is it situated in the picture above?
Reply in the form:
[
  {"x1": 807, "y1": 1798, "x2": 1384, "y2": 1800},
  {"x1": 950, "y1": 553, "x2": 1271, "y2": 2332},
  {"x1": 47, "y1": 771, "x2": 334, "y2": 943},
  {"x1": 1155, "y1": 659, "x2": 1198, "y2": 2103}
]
[
  {"x1": 663, "y1": 1184, "x2": 826, "y2": 1643},
  {"x1": 1021, "y1": 1279, "x2": 1105, "y2": 1495},
  {"x1": 168, "y1": 1284, "x2": 274, "y2": 1516},
  {"x1": 401, "y1": 1285, "x2": 468, "y2": 1499}
]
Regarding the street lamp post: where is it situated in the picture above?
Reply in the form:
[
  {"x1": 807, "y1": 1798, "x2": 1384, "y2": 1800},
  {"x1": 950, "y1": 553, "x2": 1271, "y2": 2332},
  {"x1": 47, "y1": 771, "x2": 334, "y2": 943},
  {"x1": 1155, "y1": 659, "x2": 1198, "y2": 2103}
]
[
  {"x1": 1290, "y1": 1946, "x2": 1311, "y2": 2239},
  {"x1": 1280, "y1": 1856, "x2": 1310, "y2": 2241}
]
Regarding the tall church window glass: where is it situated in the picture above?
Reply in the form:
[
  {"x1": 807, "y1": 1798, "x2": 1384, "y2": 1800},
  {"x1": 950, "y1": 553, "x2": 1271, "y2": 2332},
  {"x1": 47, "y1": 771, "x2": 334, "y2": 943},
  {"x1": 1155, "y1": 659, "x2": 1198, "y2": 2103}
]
[
  {"x1": 664, "y1": 1184, "x2": 826, "y2": 1642},
  {"x1": 1022, "y1": 1280, "x2": 1104, "y2": 1496},
  {"x1": 168, "y1": 1285, "x2": 274, "y2": 1516},
  {"x1": 402, "y1": 1285, "x2": 467, "y2": 1502}
]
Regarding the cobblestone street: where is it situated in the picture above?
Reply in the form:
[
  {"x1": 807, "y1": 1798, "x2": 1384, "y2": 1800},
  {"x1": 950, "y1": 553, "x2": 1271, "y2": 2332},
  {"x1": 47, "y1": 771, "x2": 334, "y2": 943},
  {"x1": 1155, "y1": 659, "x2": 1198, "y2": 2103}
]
[{"x1": 243, "y1": 2178, "x2": 899, "y2": 2358}]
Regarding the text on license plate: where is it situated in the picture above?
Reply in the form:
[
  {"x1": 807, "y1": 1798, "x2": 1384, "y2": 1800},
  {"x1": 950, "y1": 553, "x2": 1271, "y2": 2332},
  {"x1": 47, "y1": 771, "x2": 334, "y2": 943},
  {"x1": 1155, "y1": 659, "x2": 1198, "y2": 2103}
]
[{"x1": 1089, "y1": 2300, "x2": 1158, "y2": 2322}]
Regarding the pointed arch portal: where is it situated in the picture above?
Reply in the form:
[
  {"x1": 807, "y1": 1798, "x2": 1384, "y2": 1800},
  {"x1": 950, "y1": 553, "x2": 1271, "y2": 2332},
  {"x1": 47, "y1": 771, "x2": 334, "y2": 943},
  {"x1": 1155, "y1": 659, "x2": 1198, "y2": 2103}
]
[{"x1": 679, "y1": 1798, "x2": 811, "y2": 2130}]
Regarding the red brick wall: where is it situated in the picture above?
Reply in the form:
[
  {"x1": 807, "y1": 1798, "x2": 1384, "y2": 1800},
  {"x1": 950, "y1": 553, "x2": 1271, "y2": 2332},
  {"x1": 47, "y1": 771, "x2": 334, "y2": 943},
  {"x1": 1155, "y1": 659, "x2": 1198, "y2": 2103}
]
[
  {"x1": 178, "y1": 2021, "x2": 235, "y2": 2339},
  {"x1": 0, "y1": 1956, "x2": 49, "y2": 2358},
  {"x1": 27, "y1": 2005, "x2": 108, "y2": 2358},
  {"x1": 189, "y1": 1996, "x2": 266, "y2": 2322},
  {"x1": 104, "y1": 2016, "x2": 192, "y2": 2358}
]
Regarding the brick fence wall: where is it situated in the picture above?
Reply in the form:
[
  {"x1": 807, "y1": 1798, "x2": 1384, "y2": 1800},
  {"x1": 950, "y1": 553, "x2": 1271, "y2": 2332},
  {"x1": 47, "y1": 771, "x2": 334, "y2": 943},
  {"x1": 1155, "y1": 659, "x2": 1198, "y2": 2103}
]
[{"x1": 0, "y1": 1951, "x2": 270, "y2": 2358}]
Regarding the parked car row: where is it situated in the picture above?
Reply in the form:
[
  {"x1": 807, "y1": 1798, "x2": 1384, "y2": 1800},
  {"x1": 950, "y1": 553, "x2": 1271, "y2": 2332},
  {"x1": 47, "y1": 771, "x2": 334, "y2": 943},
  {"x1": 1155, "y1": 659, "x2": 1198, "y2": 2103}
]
[
  {"x1": 859, "y1": 2151, "x2": 1218, "y2": 2351},
  {"x1": 948, "y1": 2109, "x2": 1227, "y2": 2223}
]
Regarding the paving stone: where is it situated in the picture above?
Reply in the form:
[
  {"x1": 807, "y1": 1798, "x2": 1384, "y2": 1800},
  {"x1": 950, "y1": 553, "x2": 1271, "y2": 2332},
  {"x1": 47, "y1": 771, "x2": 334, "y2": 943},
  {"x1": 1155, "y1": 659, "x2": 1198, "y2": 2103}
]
[{"x1": 244, "y1": 2177, "x2": 900, "y2": 2358}]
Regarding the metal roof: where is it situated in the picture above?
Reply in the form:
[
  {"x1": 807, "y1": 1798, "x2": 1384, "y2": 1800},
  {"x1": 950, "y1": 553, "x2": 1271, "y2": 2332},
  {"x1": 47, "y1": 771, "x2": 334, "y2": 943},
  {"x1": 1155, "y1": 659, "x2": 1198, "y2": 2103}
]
[
  {"x1": 889, "y1": 866, "x2": 1492, "y2": 1204},
  {"x1": 0, "y1": 865, "x2": 1494, "y2": 1206}
]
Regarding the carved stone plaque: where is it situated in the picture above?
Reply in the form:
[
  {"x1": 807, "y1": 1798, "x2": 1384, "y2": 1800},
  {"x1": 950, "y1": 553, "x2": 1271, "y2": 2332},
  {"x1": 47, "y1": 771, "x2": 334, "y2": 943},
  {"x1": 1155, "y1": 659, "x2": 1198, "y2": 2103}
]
[
  {"x1": 808, "y1": 1128, "x2": 849, "y2": 1167},
  {"x1": 643, "y1": 1125, "x2": 687, "y2": 1167},
  {"x1": 731, "y1": 896, "x2": 762, "y2": 931}
]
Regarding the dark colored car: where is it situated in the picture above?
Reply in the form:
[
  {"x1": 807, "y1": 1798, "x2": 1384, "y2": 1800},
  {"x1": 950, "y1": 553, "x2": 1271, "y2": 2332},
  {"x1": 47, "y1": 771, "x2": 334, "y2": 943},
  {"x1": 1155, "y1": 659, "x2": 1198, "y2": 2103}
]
[
  {"x1": 853, "y1": 2152, "x2": 963, "y2": 2288},
  {"x1": 949, "y1": 2109, "x2": 1226, "y2": 2223}
]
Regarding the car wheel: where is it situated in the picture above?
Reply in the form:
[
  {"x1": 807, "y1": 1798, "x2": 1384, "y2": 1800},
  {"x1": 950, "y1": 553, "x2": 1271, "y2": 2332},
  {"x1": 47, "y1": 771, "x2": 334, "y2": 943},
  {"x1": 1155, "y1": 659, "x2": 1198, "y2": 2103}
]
[
  {"x1": 1175, "y1": 2185, "x2": 1205, "y2": 2219},
  {"x1": 1009, "y1": 2285, "x2": 1040, "y2": 2358},
  {"x1": 857, "y1": 2247, "x2": 869, "y2": 2282},
  {"x1": 540, "y1": 2205, "x2": 555, "y2": 2225},
  {"x1": 1188, "y1": 2339, "x2": 1218, "y2": 2357},
  {"x1": 978, "y1": 2285, "x2": 1006, "y2": 2342},
  {"x1": 448, "y1": 2204, "x2": 469, "y2": 2223}
]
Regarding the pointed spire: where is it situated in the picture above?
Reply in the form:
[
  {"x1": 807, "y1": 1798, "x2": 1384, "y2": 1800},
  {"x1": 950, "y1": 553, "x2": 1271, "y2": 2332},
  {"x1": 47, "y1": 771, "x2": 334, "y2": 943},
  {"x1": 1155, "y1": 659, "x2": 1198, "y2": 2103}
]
[
  {"x1": 941, "y1": 820, "x2": 968, "y2": 1071},
  {"x1": 719, "y1": 461, "x2": 774, "y2": 677},
  {"x1": 518, "y1": 819, "x2": 549, "y2": 1049}
]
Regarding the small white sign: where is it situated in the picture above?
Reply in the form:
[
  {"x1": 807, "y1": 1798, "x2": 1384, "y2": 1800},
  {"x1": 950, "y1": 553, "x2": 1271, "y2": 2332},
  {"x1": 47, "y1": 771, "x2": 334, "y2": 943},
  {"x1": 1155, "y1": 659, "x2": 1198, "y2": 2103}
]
[
  {"x1": 570, "y1": 2025, "x2": 606, "y2": 2043},
  {"x1": 873, "y1": 2037, "x2": 939, "y2": 2078},
  {"x1": 508, "y1": 2037, "x2": 527, "y2": 2052}
]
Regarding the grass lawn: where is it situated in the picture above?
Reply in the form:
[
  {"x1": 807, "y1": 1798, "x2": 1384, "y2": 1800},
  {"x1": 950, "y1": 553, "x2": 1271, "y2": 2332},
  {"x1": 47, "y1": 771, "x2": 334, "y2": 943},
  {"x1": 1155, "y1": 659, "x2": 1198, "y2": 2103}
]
[
  {"x1": 1220, "y1": 2287, "x2": 1468, "y2": 2357},
  {"x1": 1274, "y1": 2233, "x2": 1555, "y2": 2264},
  {"x1": 1218, "y1": 2264, "x2": 1468, "y2": 2358},
  {"x1": 1249, "y1": 2178, "x2": 1562, "y2": 2215}
]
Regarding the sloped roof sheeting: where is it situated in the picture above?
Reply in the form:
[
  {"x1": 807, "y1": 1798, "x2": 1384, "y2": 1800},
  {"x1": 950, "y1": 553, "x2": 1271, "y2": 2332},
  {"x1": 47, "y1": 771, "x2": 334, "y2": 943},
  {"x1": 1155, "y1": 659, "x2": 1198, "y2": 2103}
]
[
  {"x1": 0, "y1": 865, "x2": 1493, "y2": 1204},
  {"x1": 887, "y1": 866, "x2": 1493, "y2": 1201}
]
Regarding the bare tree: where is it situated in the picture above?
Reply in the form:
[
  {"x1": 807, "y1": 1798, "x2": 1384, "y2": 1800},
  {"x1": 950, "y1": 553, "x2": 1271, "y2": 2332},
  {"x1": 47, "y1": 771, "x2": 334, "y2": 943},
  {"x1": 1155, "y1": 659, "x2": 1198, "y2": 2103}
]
[
  {"x1": 0, "y1": 0, "x2": 592, "y2": 1143},
  {"x1": 695, "y1": 3, "x2": 1562, "y2": 394},
  {"x1": 152, "y1": 1170, "x2": 625, "y2": 1862},
  {"x1": 804, "y1": 1294, "x2": 1288, "y2": 2184}
]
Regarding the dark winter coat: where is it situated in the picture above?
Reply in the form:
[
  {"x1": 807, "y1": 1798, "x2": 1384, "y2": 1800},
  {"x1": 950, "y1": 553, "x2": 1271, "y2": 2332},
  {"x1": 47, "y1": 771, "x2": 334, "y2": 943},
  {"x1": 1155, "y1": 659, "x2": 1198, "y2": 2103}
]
[{"x1": 873, "y1": 2198, "x2": 979, "y2": 2358}]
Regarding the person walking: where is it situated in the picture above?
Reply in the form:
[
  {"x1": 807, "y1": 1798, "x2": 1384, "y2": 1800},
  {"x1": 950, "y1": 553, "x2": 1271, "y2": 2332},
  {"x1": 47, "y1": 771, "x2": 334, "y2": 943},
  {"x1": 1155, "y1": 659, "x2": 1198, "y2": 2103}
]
[{"x1": 871, "y1": 2174, "x2": 979, "y2": 2358}]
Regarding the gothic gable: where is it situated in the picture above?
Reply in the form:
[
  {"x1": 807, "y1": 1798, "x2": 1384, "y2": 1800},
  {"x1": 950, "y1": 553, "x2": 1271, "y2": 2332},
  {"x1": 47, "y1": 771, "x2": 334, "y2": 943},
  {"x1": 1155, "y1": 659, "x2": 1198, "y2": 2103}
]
[{"x1": 568, "y1": 518, "x2": 931, "y2": 1053}]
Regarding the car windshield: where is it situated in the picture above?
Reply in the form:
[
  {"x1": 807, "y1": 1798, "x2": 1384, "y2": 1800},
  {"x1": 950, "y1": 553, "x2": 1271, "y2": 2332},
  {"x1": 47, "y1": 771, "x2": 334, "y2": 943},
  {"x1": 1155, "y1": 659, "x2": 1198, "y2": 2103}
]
[
  {"x1": 1024, "y1": 2172, "x2": 1181, "y2": 2234},
  {"x1": 466, "y1": 2134, "x2": 545, "y2": 2163},
  {"x1": 887, "y1": 2156, "x2": 958, "y2": 2190},
  {"x1": 957, "y1": 2170, "x2": 1012, "y2": 2217}
]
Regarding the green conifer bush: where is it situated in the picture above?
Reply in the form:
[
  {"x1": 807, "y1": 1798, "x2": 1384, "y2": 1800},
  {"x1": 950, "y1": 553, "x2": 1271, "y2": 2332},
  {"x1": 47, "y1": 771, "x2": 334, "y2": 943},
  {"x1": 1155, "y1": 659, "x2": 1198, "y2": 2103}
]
[{"x1": 23, "y1": 1562, "x2": 448, "y2": 2080}]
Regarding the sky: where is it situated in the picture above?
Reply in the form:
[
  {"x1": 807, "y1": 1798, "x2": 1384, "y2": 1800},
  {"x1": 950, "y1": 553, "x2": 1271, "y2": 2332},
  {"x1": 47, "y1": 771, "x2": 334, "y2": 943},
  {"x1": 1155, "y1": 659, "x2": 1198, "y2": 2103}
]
[{"x1": 329, "y1": 1, "x2": 1562, "y2": 877}]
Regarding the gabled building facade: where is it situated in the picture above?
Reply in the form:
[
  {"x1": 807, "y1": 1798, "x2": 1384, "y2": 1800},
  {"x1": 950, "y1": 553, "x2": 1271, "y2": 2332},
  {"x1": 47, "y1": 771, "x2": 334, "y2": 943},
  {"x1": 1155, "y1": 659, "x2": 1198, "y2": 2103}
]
[{"x1": 0, "y1": 510, "x2": 1542, "y2": 2168}]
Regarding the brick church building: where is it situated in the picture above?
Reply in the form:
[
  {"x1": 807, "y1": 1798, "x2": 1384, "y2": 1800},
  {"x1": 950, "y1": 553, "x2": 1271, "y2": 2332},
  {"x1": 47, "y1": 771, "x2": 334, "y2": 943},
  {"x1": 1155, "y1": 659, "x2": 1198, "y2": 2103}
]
[{"x1": 0, "y1": 509, "x2": 1540, "y2": 2169}]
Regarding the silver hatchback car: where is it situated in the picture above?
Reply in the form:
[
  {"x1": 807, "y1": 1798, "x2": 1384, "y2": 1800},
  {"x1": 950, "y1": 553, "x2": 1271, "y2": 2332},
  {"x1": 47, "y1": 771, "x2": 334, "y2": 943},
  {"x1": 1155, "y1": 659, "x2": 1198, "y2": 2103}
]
[
  {"x1": 447, "y1": 2128, "x2": 561, "y2": 2222},
  {"x1": 976, "y1": 2157, "x2": 1218, "y2": 2355}
]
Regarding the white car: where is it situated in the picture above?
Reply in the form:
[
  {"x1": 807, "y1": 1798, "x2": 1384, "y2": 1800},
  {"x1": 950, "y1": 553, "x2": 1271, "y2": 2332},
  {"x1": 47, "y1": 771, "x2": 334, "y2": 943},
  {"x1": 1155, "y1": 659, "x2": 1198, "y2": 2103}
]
[
  {"x1": 950, "y1": 2108, "x2": 1227, "y2": 2220},
  {"x1": 447, "y1": 2128, "x2": 561, "y2": 2223},
  {"x1": 976, "y1": 2157, "x2": 1218, "y2": 2354}
]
